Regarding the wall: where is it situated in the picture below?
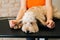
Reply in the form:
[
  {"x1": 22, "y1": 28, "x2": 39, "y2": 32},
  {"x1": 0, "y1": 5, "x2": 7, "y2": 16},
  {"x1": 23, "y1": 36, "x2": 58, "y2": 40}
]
[
  {"x1": 52, "y1": 0, "x2": 60, "y2": 10},
  {"x1": 0, "y1": 0, "x2": 20, "y2": 17}
]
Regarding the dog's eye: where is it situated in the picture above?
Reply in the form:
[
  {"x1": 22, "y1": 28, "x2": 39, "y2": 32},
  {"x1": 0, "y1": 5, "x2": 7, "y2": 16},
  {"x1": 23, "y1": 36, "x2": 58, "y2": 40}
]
[{"x1": 30, "y1": 22, "x2": 33, "y2": 24}]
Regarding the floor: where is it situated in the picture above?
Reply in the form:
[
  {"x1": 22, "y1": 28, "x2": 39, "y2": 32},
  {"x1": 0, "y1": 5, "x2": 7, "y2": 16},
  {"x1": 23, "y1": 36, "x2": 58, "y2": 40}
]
[
  {"x1": 0, "y1": 38, "x2": 60, "y2": 40},
  {"x1": 0, "y1": 38, "x2": 26, "y2": 40},
  {"x1": 0, "y1": 18, "x2": 60, "y2": 40}
]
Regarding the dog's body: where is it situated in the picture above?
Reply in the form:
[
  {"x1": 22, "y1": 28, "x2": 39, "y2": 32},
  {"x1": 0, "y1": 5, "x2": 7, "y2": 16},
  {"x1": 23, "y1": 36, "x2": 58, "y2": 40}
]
[
  {"x1": 9, "y1": 6, "x2": 60, "y2": 33},
  {"x1": 27, "y1": 6, "x2": 46, "y2": 25},
  {"x1": 21, "y1": 6, "x2": 60, "y2": 33},
  {"x1": 27, "y1": 6, "x2": 60, "y2": 25}
]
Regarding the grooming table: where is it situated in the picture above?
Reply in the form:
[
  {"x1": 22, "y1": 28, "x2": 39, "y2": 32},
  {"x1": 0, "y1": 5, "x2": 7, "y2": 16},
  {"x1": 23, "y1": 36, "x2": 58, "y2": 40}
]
[{"x1": 0, "y1": 18, "x2": 60, "y2": 40}]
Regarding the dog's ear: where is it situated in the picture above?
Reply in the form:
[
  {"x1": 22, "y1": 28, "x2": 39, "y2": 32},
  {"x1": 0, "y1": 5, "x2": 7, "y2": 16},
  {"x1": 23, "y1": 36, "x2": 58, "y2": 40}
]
[
  {"x1": 19, "y1": 21, "x2": 22, "y2": 24},
  {"x1": 14, "y1": 21, "x2": 23, "y2": 29},
  {"x1": 18, "y1": 21, "x2": 23, "y2": 26}
]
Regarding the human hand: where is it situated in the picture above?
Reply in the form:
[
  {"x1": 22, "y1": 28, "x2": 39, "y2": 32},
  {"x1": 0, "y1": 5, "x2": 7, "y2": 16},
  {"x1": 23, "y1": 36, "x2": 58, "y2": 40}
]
[
  {"x1": 46, "y1": 19, "x2": 55, "y2": 29},
  {"x1": 9, "y1": 20, "x2": 17, "y2": 28}
]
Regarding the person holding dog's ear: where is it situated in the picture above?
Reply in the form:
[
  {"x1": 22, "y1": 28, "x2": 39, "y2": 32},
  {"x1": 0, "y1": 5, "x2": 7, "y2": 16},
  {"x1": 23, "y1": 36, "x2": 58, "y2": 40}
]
[
  {"x1": 9, "y1": 0, "x2": 55, "y2": 29},
  {"x1": 9, "y1": 0, "x2": 55, "y2": 40}
]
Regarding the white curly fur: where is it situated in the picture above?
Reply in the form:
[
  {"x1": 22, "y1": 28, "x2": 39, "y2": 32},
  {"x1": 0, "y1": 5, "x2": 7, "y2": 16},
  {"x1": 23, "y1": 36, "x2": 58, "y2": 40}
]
[
  {"x1": 21, "y1": 11, "x2": 39, "y2": 33},
  {"x1": 22, "y1": 11, "x2": 36, "y2": 24}
]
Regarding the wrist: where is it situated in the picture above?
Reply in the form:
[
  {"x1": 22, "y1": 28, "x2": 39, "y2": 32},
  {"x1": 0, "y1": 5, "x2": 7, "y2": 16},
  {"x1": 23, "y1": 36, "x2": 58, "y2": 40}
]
[
  {"x1": 16, "y1": 19, "x2": 22, "y2": 23},
  {"x1": 15, "y1": 20, "x2": 19, "y2": 23},
  {"x1": 47, "y1": 17, "x2": 53, "y2": 20},
  {"x1": 47, "y1": 19, "x2": 53, "y2": 21}
]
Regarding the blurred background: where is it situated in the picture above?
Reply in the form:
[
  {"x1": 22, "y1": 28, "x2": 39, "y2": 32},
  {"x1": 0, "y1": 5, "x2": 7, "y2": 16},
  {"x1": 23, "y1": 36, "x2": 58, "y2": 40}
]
[
  {"x1": 0, "y1": 0, "x2": 60, "y2": 40},
  {"x1": 0, "y1": 0, "x2": 60, "y2": 17}
]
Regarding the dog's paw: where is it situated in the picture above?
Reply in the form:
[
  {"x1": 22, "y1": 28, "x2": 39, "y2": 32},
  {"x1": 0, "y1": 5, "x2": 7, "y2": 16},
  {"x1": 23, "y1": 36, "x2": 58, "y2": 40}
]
[
  {"x1": 32, "y1": 23, "x2": 39, "y2": 32},
  {"x1": 13, "y1": 26, "x2": 18, "y2": 29},
  {"x1": 21, "y1": 24, "x2": 28, "y2": 33},
  {"x1": 13, "y1": 25, "x2": 22, "y2": 29}
]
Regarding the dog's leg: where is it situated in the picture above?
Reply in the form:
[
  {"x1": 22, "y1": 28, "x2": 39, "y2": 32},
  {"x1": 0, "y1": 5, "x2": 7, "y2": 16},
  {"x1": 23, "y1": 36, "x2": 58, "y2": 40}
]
[
  {"x1": 36, "y1": 11, "x2": 46, "y2": 25},
  {"x1": 35, "y1": 7, "x2": 46, "y2": 26},
  {"x1": 22, "y1": 24, "x2": 28, "y2": 33}
]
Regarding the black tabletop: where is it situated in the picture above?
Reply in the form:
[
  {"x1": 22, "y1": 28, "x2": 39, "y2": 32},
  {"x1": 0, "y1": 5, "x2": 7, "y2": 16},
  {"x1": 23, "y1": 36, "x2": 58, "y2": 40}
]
[{"x1": 0, "y1": 18, "x2": 60, "y2": 38}]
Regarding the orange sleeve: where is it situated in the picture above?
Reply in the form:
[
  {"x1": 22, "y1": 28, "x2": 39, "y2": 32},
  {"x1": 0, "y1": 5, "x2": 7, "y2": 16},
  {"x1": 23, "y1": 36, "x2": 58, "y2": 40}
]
[{"x1": 26, "y1": 0, "x2": 45, "y2": 8}]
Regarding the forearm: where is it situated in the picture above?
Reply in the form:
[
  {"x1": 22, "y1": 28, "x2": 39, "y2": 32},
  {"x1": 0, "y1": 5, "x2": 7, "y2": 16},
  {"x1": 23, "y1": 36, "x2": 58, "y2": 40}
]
[
  {"x1": 16, "y1": 8, "x2": 26, "y2": 22},
  {"x1": 46, "y1": 7, "x2": 53, "y2": 20}
]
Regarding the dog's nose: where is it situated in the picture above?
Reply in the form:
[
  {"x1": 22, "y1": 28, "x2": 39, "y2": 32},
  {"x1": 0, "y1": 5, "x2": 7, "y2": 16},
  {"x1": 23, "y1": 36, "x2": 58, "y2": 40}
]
[{"x1": 26, "y1": 31, "x2": 29, "y2": 33}]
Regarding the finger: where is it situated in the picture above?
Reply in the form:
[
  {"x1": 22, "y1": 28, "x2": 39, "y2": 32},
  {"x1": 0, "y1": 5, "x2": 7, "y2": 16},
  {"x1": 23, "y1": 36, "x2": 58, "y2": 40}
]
[
  {"x1": 47, "y1": 23, "x2": 53, "y2": 28},
  {"x1": 47, "y1": 22, "x2": 55, "y2": 29},
  {"x1": 9, "y1": 20, "x2": 16, "y2": 28},
  {"x1": 51, "y1": 22, "x2": 55, "y2": 28},
  {"x1": 47, "y1": 25, "x2": 51, "y2": 28},
  {"x1": 49, "y1": 21, "x2": 53, "y2": 26},
  {"x1": 49, "y1": 22, "x2": 55, "y2": 29}
]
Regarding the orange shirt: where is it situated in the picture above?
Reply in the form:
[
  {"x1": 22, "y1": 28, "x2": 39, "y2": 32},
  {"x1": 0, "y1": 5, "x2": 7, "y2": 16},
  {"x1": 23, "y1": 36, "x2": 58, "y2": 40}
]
[{"x1": 26, "y1": 0, "x2": 45, "y2": 9}]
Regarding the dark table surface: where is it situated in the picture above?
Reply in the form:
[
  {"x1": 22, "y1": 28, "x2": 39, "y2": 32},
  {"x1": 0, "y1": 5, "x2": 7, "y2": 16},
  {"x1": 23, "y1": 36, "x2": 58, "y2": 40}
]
[{"x1": 0, "y1": 18, "x2": 60, "y2": 38}]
